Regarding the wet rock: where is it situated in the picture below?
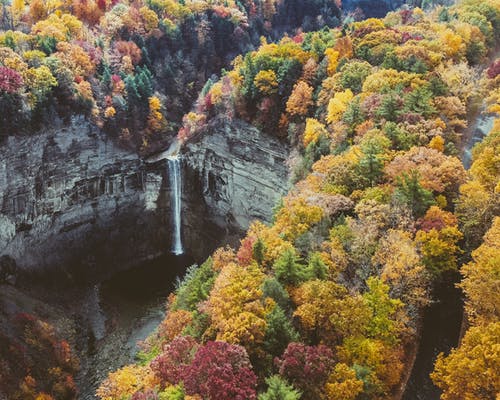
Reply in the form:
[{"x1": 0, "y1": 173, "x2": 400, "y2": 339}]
[{"x1": 0, "y1": 255, "x2": 17, "y2": 285}]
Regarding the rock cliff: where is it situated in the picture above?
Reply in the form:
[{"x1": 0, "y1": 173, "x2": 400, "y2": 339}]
[
  {"x1": 0, "y1": 117, "x2": 169, "y2": 282},
  {"x1": 182, "y1": 117, "x2": 290, "y2": 246},
  {"x1": 0, "y1": 116, "x2": 290, "y2": 281}
]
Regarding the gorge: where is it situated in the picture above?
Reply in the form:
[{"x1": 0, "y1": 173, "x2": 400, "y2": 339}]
[{"x1": 1, "y1": 0, "x2": 499, "y2": 399}]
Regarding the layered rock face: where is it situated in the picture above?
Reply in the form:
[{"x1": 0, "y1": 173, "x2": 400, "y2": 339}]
[
  {"x1": 0, "y1": 116, "x2": 289, "y2": 281},
  {"x1": 0, "y1": 117, "x2": 170, "y2": 281},
  {"x1": 183, "y1": 117, "x2": 290, "y2": 245}
]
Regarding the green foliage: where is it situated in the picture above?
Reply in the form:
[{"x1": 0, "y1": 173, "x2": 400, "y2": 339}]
[
  {"x1": 259, "y1": 375, "x2": 301, "y2": 400},
  {"x1": 174, "y1": 259, "x2": 216, "y2": 312},
  {"x1": 264, "y1": 305, "x2": 300, "y2": 357},
  {"x1": 403, "y1": 85, "x2": 436, "y2": 118},
  {"x1": 376, "y1": 94, "x2": 401, "y2": 122},
  {"x1": 253, "y1": 238, "x2": 266, "y2": 266},
  {"x1": 356, "y1": 132, "x2": 391, "y2": 187},
  {"x1": 339, "y1": 60, "x2": 372, "y2": 93},
  {"x1": 262, "y1": 278, "x2": 292, "y2": 311},
  {"x1": 383, "y1": 121, "x2": 417, "y2": 150},
  {"x1": 306, "y1": 252, "x2": 328, "y2": 280},
  {"x1": 393, "y1": 171, "x2": 435, "y2": 218},
  {"x1": 363, "y1": 277, "x2": 402, "y2": 344},
  {"x1": 159, "y1": 385, "x2": 185, "y2": 400},
  {"x1": 272, "y1": 248, "x2": 307, "y2": 286}
]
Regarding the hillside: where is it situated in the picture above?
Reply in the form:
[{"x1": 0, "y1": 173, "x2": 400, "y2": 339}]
[{"x1": 95, "y1": 1, "x2": 500, "y2": 399}]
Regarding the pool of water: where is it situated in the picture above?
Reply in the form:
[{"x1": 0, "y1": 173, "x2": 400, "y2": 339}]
[{"x1": 72, "y1": 253, "x2": 194, "y2": 399}]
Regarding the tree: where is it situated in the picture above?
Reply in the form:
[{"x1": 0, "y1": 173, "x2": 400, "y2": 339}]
[
  {"x1": 339, "y1": 337, "x2": 404, "y2": 398},
  {"x1": 205, "y1": 263, "x2": 267, "y2": 348},
  {"x1": 263, "y1": 305, "x2": 300, "y2": 357},
  {"x1": 373, "y1": 230, "x2": 430, "y2": 321},
  {"x1": 293, "y1": 280, "x2": 369, "y2": 345},
  {"x1": 363, "y1": 277, "x2": 403, "y2": 344},
  {"x1": 158, "y1": 310, "x2": 193, "y2": 343},
  {"x1": 254, "y1": 69, "x2": 278, "y2": 95},
  {"x1": 393, "y1": 171, "x2": 435, "y2": 218},
  {"x1": 276, "y1": 343, "x2": 334, "y2": 399},
  {"x1": 273, "y1": 198, "x2": 323, "y2": 241},
  {"x1": 326, "y1": 89, "x2": 353, "y2": 124},
  {"x1": 147, "y1": 95, "x2": 166, "y2": 133},
  {"x1": 272, "y1": 248, "x2": 306, "y2": 286},
  {"x1": 303, "y1": 118, "x2": 327, "y2": 147},
  {"x1": 459, "y1": 217, "x2": 500, "y2": 326},
  {"x1": 431, "y1": 322, "x2": 500, "y2": 400},
  {"x1": 285, "y1": 80, "x2": 313, "y2": 117},
  {"x1": 324, "y1": 363, "x2": 363, "y2": 400},
  {"x1": 355, "y1": 130, "x2": 391, "y2": 187},
  {"x1": 258, "y1": 376, "x2": 301, "y2": 400},
  {"x1": 339, "y1": 60, "x2": 372, "y2": 93},
  {"x1": 404, "y1": 85, "x2": 436, "y2": 118},
  {"x1": 151, "y1": 336, "x2": 199, "y2": 386},
  {"x1": 261, "y1": 277, "x2": 291, "y2": 311},
  {"x1": 375, "y1": 93, "x2": 402, "y2": 122},
  {"x1": 97, "y1": 365, "x2": 158, "y2": 400},
  {"x1": 173, "y1": 260, "x2": 216, "y2": 312},
  {"x1": 0, "y1": 66, "x2": 23, "y2": 93},
  {"x1": 415, "y1": 225, "x2": 463, "y2": 277},
  {"x1": 25, "y1": 65, "x2": 57, "y2": 106},
  {"x1": 182, "y1": 341, "x2": 257, "y2": 400}
]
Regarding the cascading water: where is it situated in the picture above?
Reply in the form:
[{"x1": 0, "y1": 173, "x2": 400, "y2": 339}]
[{"x1": 167, "y1": 155, "x2": 184, "y2": 255}]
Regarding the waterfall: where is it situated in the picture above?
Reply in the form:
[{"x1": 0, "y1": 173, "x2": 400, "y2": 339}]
[{"x1": 167, "y1": 155, "x2": 184, "y2": 255}]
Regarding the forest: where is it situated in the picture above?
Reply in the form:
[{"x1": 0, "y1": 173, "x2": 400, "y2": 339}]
[{"x1": 0, "y1": 0, "x2": 499, "y2": 399}]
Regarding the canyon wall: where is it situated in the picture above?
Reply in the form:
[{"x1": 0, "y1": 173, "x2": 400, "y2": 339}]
[
  {"x1": 182, "y1": 117, "x2": 290, "y2": 251},
  {"x1": 0, "y1": 116, "x2": 289, "y2": 281}
]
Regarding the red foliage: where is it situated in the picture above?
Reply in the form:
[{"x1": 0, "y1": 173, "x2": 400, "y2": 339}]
[
  {"x1": 292, "y1": 32, "x2": 304, "y2": 44},
  {"x1": 276, "y1": 343, "x2": 335, "y2": 397},
  {"x1": 97, "y1": 0, "x2": 106, "y2": 11},
  {"x1": 183, "y1": 341, "x2": 258, "y2": 400},
  {"x1": 151, "y1": 336, "x2": 199, "y2": 385},
  {"x1": 114, "y1": 41, "x2": 142, "y2": 65},
  {"x1": 0, "y1": 67, "x2": 23, "y2": 94},
  {"x1": 400, "y1": 9, "x2": 413, "y2": 25},
  {"x1": 237, "y1": 236, "x2": 256, "y2": 266},
  {"x1": 487, "y1": 60, "x2": 500, "y2": 79}
]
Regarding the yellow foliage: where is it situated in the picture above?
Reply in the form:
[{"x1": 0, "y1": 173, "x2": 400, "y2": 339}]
[
  {"x1": 286, "y1": 80, "x2": 313, "y2": 117},
  {"x1": 428, "y1": 135, "x2": 444, "y2": 152},
  {"x1": 274, "y1": 197, "x2": 323, "y2": 241},
  {"x1": 325, "y1": 363, "x2": 364, "y2": 400},
  {"x1": 325, "y1": 48, "x2": 339, "y2": 76},
  {"x1": 362, "y1": 69, "x2": 426, "y2": 94},
  {"x1": 326, "y1": 89, "x2": 353, "y2": 124},
  {"x1": 140, "y1": 6, "x2": 159, "y2": 31},
  {"x1": 205, "y1": 263, "x2": 268, "y2": 347},
  {"x1": 147, "y1": 96, "x2": 165, "y2": 133},
  {"x1": 432, "y1": 322, "x2": 500, "y2": 400},
  {"x1": 459, "y1": 217, "x2": 500, "y2": 326},
  {"x1": 76, "y1": 80, "x2": 93, "y2": 102},
  {"x1": 96, "y1": 364, "x2": 159, "y2": 400},
  {"x1": 254, "y1": 69, "x2": 278, "y2": 95},
  {"x1": 303, "y1": 118, "x2": 327, "y2": 147},
  {"x1": 104, "y1": 106, "x2": 116, "y2": 118},
  {"x1": 245, "y1": 222, "x2": 294, "y2": 267}
]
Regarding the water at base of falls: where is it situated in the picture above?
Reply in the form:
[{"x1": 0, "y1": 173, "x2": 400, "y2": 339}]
[{"x1": 167, "y1": 155, "x2": 184, "y2": 255}]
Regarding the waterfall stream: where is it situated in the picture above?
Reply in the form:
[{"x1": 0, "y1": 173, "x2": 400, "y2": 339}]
[{"x1": 167, "y1": 155, "x2": 184, "y2": 255}]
